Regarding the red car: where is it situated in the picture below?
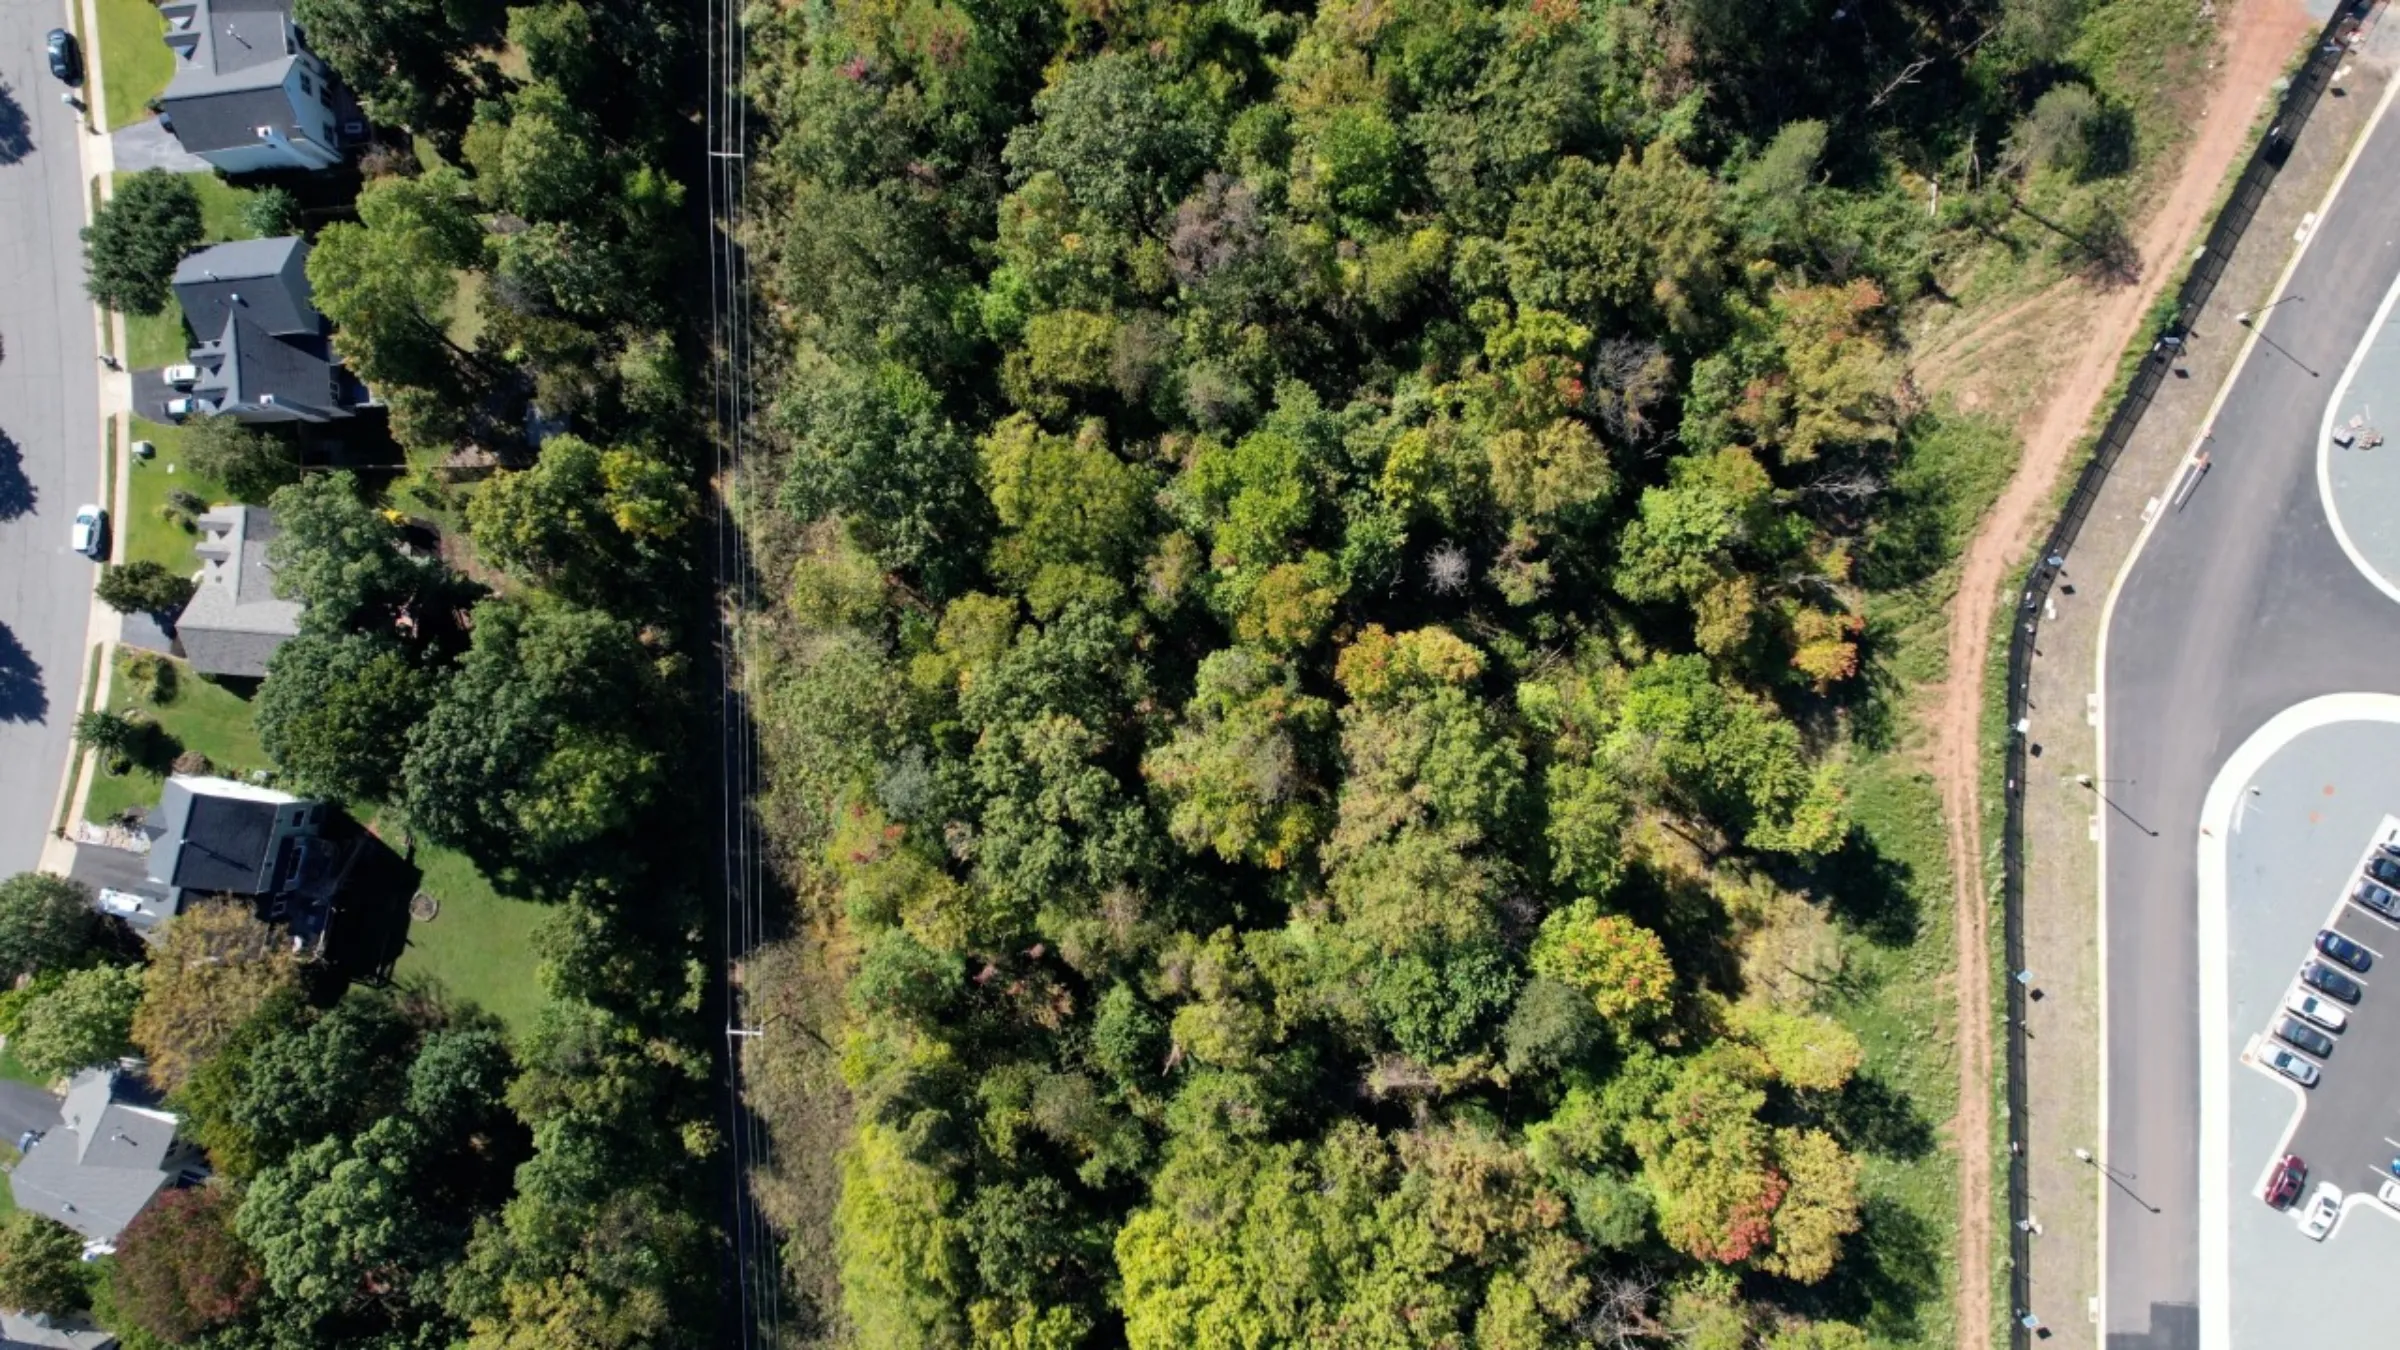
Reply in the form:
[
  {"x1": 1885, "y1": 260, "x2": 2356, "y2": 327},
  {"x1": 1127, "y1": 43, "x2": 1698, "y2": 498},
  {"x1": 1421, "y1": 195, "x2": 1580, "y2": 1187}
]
[{"x1": 2265, "y1": 1154, "x2": 2308, "y2": 1209}]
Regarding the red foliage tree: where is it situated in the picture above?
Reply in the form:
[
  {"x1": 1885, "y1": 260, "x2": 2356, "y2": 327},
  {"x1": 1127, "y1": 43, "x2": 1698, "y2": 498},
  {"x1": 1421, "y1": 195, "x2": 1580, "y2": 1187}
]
[{"x1": 108, "y1": 1187, "x2": 262, "y2": 1343}]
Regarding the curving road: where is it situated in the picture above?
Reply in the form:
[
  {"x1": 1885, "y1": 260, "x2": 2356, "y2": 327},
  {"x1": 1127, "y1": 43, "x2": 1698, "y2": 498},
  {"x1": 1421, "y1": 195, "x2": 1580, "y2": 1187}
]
[
  {"x1": 2101, "y1": 97, "x2": 2400, "y2": 1350},
  {"x1": 0, "y1": 7, "x2": 100, "y2": 878}
]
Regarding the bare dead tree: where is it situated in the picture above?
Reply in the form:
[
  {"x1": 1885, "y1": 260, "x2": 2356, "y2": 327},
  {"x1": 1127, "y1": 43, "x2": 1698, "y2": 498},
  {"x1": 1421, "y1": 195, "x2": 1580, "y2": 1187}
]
[
  {"x1": 1588, "y1": 338, "x2": 1675, "y2": 446},
  {"x1": 1425, "y1": 541, "x2": 1472, "y2": 595},
  {"x1": 1574, "y1": 1270, "x2": 1665, "y2": 1348},
  {"x1": 1799, "y1": 465, "x2": 1886, "y2": 503}
]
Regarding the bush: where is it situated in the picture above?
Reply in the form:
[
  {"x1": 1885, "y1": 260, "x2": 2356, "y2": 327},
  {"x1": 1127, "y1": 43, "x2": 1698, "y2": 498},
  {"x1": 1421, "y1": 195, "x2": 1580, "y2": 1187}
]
[
  {"x1": 82, "y1": 171, "x2": 204, "y2": 316},
  {"x1": 98, "y1": 563, "x2": 198, "y2": 620},
  {"x1": 181, "y1": 417, "x2": 300, "y2": 502},
  {"x1": 123, "y1": 650, "x2": 181, "y2": 705},
  {"x1": 241, "y1": 186, "x2": 301, "y2": 238}
]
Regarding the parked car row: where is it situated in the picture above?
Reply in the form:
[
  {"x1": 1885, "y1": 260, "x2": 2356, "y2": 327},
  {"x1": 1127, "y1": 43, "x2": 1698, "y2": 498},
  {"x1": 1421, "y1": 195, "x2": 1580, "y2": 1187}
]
[
  {"x1": 2264, "y1": 1156, "x2": 2347, "y2": 1241},
  {"x1": 2263, "y1": 930, "x2": 2376, "y2": 1089}
]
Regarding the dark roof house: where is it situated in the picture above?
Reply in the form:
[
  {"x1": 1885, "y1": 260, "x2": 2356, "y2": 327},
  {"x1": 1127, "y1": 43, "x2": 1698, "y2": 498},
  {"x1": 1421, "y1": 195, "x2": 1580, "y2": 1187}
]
[
  {"x1": 166, "y1": 240, "x2": 357, "y2": 426},
  {"x1": 154, "y1": 0, "x2": 344, "y2": 173},
  {"x1": 145, "y1": 775, "x2": 328, "y2": 902},
  {"x1": 5, "y1": 1069, "x2": 196, "y2": 1252},
  {"x1": 173, "y1": 237, "x2": 317, "y2": 338},
  {"x1": 172, "y1": 506, "x2": 301, "y2": 678}
]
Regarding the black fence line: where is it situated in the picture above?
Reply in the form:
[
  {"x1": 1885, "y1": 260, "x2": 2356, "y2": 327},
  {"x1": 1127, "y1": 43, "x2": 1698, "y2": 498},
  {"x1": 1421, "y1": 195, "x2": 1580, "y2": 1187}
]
[{"x1": 1998, "y1": 12, "x2": 2363, "y2": 1346}]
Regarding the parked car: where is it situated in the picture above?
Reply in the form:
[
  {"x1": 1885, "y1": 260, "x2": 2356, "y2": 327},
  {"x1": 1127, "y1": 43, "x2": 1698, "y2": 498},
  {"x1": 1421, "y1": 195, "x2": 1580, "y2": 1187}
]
[
  {"x1": 2317, "y1": 929, "x2": 2374, "y2": 972},
  {"x1": 2380, "y1": 1178, "x2": 2400, "y2": 1210},
  {"x1": 2356, "y1": 877, "x2": 2400, "y2": 919},
  {"x1": 2266, "y1": 1154, "x2": 2308, "y2": 1209},
  {"x1": 68, "y1": 504, "x2": 104, "y2": 559},
  {"x1": 2276, "y1": 1016, "x2": 2336, "y2": 1059},
  {"x1": 2285, "y1": 988, "x2": 2349, "y2": 1032},
  {"x1": 2264, "y1": 1045, "x2": 2321, "y2": 1087},
  {"x1": 160, "y1": 363, "x2": 200, "y2": 387},
  {"x1": 164, "y1": 396, "x2": 208, "y2": 420},
  {"x1": 2366, "y1": 854, "x2": 2400, "y2": 890},
  {"x1": 46, "y1": 29, "x2": 80, "y2": 84},
  {"x1": 2300, "y1": 1182, "x2": 2344, "y2": 1240},
  {"x1": 2301, "y1": 960, "x2": 2363, "y2": 1004}
]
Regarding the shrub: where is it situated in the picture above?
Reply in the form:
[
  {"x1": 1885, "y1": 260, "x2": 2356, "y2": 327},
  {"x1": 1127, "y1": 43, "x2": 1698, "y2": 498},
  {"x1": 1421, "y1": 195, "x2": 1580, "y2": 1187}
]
[{"x1": 82, "y1": 171, "x2": 204, "y2": 316}]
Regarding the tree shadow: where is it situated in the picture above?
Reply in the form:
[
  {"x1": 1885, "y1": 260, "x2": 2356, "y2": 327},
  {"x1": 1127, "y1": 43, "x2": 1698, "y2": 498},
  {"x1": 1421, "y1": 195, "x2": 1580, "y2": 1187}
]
[
  {"x1": 0, "y1": 622, "x2": 45, "y2": 723},
  {"x1": 1753, "y1": 1192, "x2": 1941, "y2": 1343},
  {"x1": 0, "y1": 430, "x2": 31, "y2": 521},
  {"x1": 1795, "y1": 825, "x2": 1922, "y2": 948},
  {"x1": 1815, "y1": 1071, "x2": 1938, "y2": 1162},
  {"x1": 0, "y1": 82, "x2": 31, "y2": 166}
]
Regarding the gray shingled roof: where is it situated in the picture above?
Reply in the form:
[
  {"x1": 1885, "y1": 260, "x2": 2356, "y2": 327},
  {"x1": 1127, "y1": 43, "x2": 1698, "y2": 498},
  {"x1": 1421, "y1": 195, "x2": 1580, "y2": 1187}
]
[
  {"x1": 188, "y1": 316, "x2": 342, "y2": 422},
  {"x1": 0, "y1": 1310, "x2": 118, "y2": 1350},
  {"x1": 173, "y1": 237, "x2": 316, "y2": 338},
  {"x1": 159, "y1": 85, "x2": 301, "y2": 154},
  {"x1": 6, "y1": 1070, "x2": 179, "y2": 1246},
  {"x1": 172, "y1": 504, "x2": 300, "y2": 679},
  {"x1": 146, "y1": 778, "x2": 282, "y2": 894},
  {"x1": 157, "y1": 0, "x2": 309, "y2": 153}
]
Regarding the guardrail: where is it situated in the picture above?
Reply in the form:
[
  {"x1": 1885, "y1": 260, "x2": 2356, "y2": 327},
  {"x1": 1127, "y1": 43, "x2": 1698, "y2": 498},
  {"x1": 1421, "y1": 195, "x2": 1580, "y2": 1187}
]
[{"x1": 1998, "y1": 9, "x2": 2364, "y2": 1346}]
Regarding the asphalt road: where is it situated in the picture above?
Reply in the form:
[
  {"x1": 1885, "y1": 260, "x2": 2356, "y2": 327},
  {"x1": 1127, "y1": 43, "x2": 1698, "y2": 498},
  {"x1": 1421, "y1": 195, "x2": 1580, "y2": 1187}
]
[
  {"x1": 2102, "y1": 105, "x2": 2400, "y2": 1349},
  {"x1": 0, "y1": 12, "x2": 101, "y2": 879}
]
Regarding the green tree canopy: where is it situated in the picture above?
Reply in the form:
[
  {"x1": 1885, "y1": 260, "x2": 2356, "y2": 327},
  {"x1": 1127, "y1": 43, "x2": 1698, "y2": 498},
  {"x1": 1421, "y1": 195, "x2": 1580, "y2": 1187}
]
[
  {"x1": 82, "y1": 171, "x2": 202, "y2": 316},
  {"x1": 0, "y1": 872, "x2": 98, "y2": 982},
  {"x1": 257, "y1": 632, "x2": 442, "y2": 804},
  {"x1": 0, "y1": 1213, "x2": 90, "y2": 1316},
  {"x1": 10, "y1": 962, "x2": 144, "y2": 1079}
]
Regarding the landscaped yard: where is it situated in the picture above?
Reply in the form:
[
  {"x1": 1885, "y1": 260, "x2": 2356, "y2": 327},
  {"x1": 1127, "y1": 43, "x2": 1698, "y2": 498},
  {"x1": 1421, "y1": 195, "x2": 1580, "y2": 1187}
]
[
  {"x1": 388, "y1": 837, "x2": 551, "y2": 1039},
  {"x1": 82, "y1": 649, "x2": 266, "y2": 825},
  {"x1": 96, "y1": 0, "x2": 175, "y2": 131},
  {"x1": 120, "y1": 417, "x2": 226, "y2": 572},
  {"x1": 115, "y1": 173, "x2": 270, "y2": 370}
]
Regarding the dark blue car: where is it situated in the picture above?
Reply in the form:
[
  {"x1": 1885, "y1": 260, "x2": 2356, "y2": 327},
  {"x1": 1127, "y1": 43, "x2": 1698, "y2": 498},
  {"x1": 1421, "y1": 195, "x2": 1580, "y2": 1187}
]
[
  {"x1": 2317, "y1": 929, "x2": 2374, "y2": 972},
  {"x1": 2302, "y1": 960, "x2": 2364, "y2": 1004}
]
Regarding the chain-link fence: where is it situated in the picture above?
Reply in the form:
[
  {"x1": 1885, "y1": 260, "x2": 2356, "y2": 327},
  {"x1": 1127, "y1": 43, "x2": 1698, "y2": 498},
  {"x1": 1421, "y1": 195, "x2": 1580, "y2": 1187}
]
[{"x1": 1999, "y1": 10, "x2": 2364, "y2": 1345}]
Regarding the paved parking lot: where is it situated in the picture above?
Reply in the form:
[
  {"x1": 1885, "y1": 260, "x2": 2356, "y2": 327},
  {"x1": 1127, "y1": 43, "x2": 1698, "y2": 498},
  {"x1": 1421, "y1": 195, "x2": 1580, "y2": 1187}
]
[{"x1": 2223, "y1": 719, "x2": 2400, "y2": 1349}]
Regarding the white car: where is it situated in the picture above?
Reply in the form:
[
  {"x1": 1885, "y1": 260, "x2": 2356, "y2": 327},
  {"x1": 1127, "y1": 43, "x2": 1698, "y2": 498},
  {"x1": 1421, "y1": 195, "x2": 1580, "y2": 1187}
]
[
  {"x1": 2379, "y1": 1179, "x2": 2400, "y2": 1210},
  {"x1": 163, "y1": 396, "x2": 204, "y2": 419},
  {"x1": 160, "y1": 363, "x2": 200, "y2": 387},
  {"x1": 2286, "y1": 988, "x2": 2350, "y2": 1033},
  {"x1": 2265, "y1": 1045, "x2": 2321, "y2": 1087},
  {"x1": 68, "y1": 504, "x2": 104, "y2": 559},
  {"x1": 2300, "y1": 1181, "x2": 2344, "y2": 1239}
]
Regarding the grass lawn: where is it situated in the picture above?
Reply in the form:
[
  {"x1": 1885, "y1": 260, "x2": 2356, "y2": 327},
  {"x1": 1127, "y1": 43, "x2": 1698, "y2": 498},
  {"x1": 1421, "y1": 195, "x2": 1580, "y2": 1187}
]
[
  {"x1": 83, "y1": 649, "x2": 266, "y2": 825},
  {"x1": 442, "y1": 270, "x2": 487, "y2": 351},
  {"x1": 95, "y1": 0, "x2": 175, "y2": 131},
  {"x1": 0, "y1": 1040, "x2": 39, "y2": 1087},
  {"x1": 121, "y1": 417, "x2": 226, "y2": 572},
  {"x1": 390, "y1": 837, "x2": 552, "y2": 1039},
  {"x1": 125, "y1": 306, "x2": 187, "y2": 371}
]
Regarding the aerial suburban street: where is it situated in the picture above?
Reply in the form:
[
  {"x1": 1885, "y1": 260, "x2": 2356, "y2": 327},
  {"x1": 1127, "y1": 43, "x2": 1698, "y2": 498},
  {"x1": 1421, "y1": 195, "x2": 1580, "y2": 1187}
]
[
  {"x1": 2102, "y1": 95, "x2": 2400, "y2": 1350},
  {"x1": 0, "y1": 5, "x2": 100, "y2": 880}
]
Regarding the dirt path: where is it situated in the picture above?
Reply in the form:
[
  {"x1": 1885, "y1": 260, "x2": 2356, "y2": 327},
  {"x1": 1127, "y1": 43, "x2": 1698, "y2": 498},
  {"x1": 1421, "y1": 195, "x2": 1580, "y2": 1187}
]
[{"x1": 1928, "y1": 0, "x2": 2314, "y2": 1344}]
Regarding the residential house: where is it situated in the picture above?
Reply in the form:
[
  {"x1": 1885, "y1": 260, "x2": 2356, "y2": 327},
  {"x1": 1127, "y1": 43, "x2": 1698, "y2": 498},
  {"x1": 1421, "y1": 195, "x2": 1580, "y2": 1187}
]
[
  {"x1": 6, "y1": 1069, "x2": 200, "y2": 1254},
  {"x1": 145, "y1": 775, "x2": 334, "y2": 911},
  {"x1": 155, "y1": 0, "x2": 345, "y2": 173},
  {"x1": 165, "y1": 238, "x2": 358, "y2": 426},
  {"x1": 172, "y1": 505, "x2": 301, "y2": 679}
]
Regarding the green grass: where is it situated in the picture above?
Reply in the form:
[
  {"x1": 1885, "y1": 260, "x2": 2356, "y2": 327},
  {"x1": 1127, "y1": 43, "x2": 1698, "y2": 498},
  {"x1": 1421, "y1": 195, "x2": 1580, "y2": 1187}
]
[
  {"x1": 125, "y1": 306, "x2": 186, "y2": 374},
  {"x1": 390, "y1": 838, "x2": 553, "y2": 1039},
  {"x1": 55, "y1": 644, "x2": 107, "y2": 837},
  {"x1": 191, "y1": 173, "x2": 263, "y2": 243},
  {"x1": 121, "y1": 418, "x2": 225, "y2": 573},
  {"x1": 96, "y1": 0, "x2": 176, "y2": 132},
  {"x1": 0, "y1": 1040, "x2": 39, "y2": 1087},
  {"x1": 442, "y1": 270, "x2": 487, "y2": 350},
  {"x1": 83, "y1": 649, "x2": 265, "y2": 825}
]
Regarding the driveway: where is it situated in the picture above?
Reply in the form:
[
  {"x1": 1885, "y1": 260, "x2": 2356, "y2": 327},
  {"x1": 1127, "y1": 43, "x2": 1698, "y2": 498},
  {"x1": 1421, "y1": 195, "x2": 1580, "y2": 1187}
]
[
  {"x1": 0, "y1": 1078, "x2": 60, "y2": 1145},
  {"x1": 110, "y1": 116, "x2": 206, "y2": 175},
  {"x1": 0, "y1": 29, "x2": 105, "y2": 877}
]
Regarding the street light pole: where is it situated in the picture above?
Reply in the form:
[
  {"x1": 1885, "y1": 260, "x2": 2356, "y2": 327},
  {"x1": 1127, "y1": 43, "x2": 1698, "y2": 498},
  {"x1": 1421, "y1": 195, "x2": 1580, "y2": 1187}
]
[{"x1": 2235, "y1": 294, "x2": 2305, "y2": 326}]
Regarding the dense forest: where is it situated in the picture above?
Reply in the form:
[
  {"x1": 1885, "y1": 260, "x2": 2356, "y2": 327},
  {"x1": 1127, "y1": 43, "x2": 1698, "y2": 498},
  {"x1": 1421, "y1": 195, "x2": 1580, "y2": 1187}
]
[
  {"x1": 2, "y1": 1, "x2": 723, "y2": 1346},
  {"x1": 736, "y1": 0, "x2": 2204, "y2": 1344}
]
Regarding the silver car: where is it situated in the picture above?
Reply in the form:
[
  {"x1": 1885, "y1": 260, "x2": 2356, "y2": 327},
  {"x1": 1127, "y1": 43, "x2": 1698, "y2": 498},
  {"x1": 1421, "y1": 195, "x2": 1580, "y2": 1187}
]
[
  {"x1": 68, "y1": 504, "x2": 104, "y2": 559},
  {"x1": 2265, "y1": 1045, "x2": 2321, "y2": 1087},
  {"x1": 2285, "y1": 988, "x2": 2350, "y2": 1033}
]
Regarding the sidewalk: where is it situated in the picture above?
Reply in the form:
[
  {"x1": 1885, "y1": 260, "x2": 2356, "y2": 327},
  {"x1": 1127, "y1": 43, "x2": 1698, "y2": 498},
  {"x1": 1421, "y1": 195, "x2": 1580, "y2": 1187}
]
[{"x1": 2013, "y1": 43, "x2": 2400, "y2": 1350}]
